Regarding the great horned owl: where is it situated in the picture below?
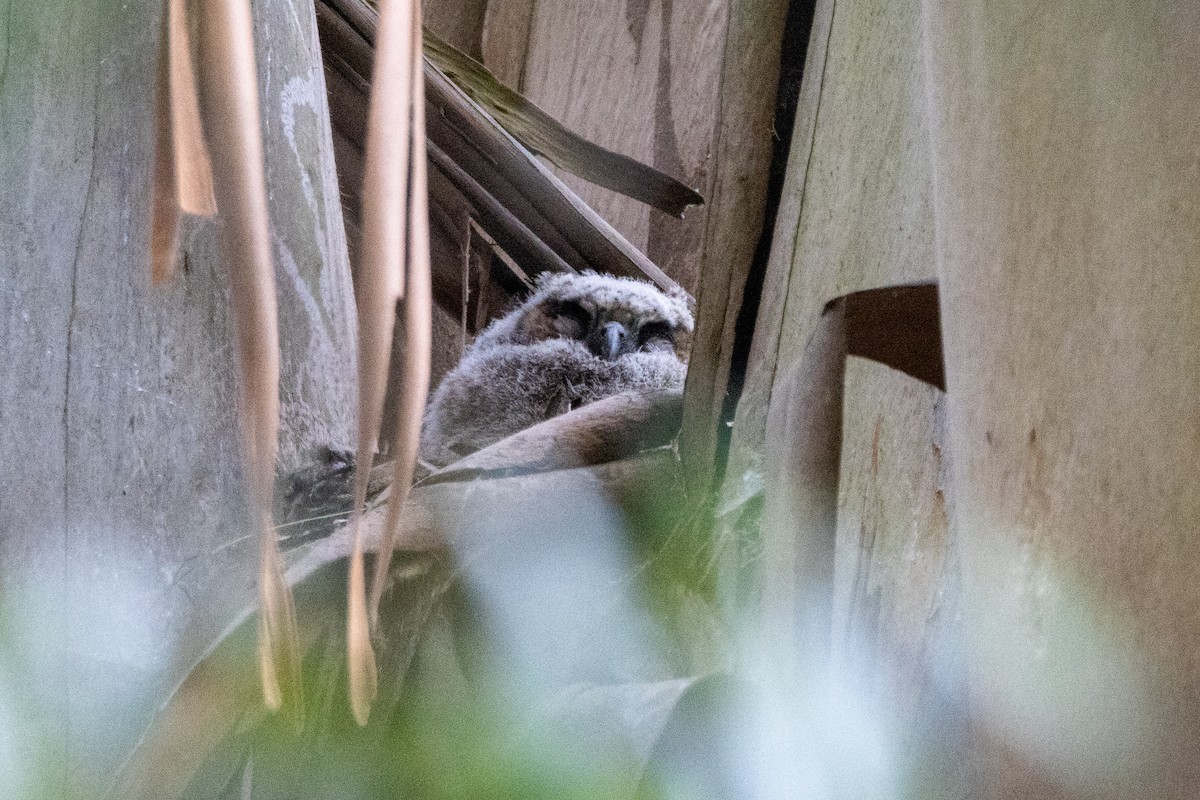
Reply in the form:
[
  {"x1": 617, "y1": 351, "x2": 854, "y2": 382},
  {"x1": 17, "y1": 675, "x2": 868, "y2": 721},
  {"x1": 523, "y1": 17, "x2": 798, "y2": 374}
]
[{"x1": 419, "y1": 272, "x2": 694, "y2": 467}]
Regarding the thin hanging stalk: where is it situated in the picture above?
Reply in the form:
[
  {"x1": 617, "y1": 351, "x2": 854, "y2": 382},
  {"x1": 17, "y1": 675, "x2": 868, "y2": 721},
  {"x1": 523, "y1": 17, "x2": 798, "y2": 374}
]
[
  {"x1": 345, "y1": 0, "x2": 416, "y2": 726},
  {"x1": 151, "y1": 0, "x2": 216, "y2": 283},
  {"x1": 193, "y1": 0, "x2": 301, "y2": 720},
  {"x1": 369, "y1": 0, "x2": 432, "y2": 627},
  {"x1": 150, "y1": 15, "x2": 180, "y2": 285}
]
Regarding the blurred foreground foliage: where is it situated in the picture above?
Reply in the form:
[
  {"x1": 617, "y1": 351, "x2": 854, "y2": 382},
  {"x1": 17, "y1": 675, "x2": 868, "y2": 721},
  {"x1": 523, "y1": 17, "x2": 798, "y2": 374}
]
[{"x1": 110, "y1": 450, "x2": 741, "y2": 799}]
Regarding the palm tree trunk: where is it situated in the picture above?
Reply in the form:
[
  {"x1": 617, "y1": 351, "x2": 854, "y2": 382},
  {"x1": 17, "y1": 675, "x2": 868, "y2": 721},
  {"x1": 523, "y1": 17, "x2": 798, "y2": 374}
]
[{"x1": 0, "y1": 0, "x2": 356, "y2": 790}]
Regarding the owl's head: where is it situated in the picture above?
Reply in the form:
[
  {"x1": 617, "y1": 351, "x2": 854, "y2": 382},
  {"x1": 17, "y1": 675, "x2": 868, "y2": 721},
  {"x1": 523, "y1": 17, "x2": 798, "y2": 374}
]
[{"x1": 472, "y1": 272, "x2": 694, "y2": 362}]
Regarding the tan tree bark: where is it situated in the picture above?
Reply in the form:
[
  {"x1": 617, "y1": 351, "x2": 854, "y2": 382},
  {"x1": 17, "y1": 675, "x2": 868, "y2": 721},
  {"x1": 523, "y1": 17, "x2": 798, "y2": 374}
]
[{"x1": 480, "y1": 0, "x2": 713, "y2": 292}]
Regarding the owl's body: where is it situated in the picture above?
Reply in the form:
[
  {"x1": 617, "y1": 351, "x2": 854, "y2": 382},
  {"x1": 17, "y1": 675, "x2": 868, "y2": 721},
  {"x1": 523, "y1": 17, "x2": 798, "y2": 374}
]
[{"x1": 420, "y1": 273, "x2": 693, "y2": 467}]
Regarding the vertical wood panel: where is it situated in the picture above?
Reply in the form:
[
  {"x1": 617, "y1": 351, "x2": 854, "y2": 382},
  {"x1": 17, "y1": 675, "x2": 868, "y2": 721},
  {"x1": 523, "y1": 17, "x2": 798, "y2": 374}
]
[
  {"x1": 925, "y1": 3, "x2": 1200, "y2": 796},
  {"x1": 480, "y1": 0, "x2": 535, "y2": 89},
  {"x1": 720, "y1": 0, "x2": 968, "y2": 789}
]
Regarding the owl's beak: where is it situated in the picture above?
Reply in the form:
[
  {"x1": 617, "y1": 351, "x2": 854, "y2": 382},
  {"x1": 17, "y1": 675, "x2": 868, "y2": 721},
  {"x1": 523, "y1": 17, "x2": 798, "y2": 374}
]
[{"x1": 595, "y1": 321, "x2": 630, "y2": 360}]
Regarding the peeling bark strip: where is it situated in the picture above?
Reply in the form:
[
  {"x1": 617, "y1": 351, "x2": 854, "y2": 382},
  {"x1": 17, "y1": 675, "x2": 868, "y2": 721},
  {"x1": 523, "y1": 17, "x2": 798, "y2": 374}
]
[
  {"x1": 151, "y1": 0, "x2": 216, "y2": 283},
  {"x1": 344, "y1": 0, "x2": 419, "y2": 727},
  {"x1": 150, "y1": 16, "x2": 180, "y2": 284},
  {"x1": 193, "y1": 0, "x2": 301, "y2": 720},
  {"x1": 760, "y1": 283, "x2": 942, "y2": 668},
  {"x1": 165, "y1": 0, "x2": 215, "y2": 217},
  {"x1": 371, "y1": 0, "x2": 433, "y2": 647},
  {"x1": 838, "y1": 281, "x2": 944, "y2": 391},
  {"x1": 343, "y1": 0, "x2": 435, "y2": 727},
  {"x1": 421, "y1": 389, "x2": 684, "y2": 486}
]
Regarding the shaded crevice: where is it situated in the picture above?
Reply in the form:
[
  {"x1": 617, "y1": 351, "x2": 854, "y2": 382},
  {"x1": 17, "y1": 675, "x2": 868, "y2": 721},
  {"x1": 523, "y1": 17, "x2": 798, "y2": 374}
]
[
  {"x1": 710, "y1": 0, "x2": 819, "y2": 488},
  {"x1": 625, "y1": 0, "x2": 651, "y2": 49},
  {"x1": 763, "y1": 0, "x2": 836, "y2": 419},
  {"x1": 516, "y1": 0, "x2": 537, "y2": 93},
  {"x1": 651, "y1": 0, "x2": 684, "y2": 186}
]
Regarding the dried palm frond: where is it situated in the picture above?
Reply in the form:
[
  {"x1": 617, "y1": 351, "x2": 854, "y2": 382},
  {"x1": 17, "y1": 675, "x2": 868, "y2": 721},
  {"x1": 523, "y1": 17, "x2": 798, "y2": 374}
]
[
  {"x1": 317, "y1": 0, "x2": 687, "y2": 296},
  {"x1": 370, "y1": 4, "x2": 433, "y2": 630},
  {"x1": 194, "y1": 0, "x2": 303, "y2": 724},
  {"x1": 150, "y1": 0, "x2": 302, "y2": 721},
  {"x1": 344, "y1": 0, "x2": 432, "y2": 726},
  {"x1": 421, "y1": 29, "x2": 703, "y2": 217}
]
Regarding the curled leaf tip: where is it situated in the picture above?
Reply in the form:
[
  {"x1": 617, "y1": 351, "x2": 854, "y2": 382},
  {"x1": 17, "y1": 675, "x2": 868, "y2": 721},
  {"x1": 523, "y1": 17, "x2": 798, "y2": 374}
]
[
  {"x1": 347, "y1": 532, "x2": 378, "y2": 726},
  {"x1": 258, "y1": 531, "x2": 304, "y2": 725}
]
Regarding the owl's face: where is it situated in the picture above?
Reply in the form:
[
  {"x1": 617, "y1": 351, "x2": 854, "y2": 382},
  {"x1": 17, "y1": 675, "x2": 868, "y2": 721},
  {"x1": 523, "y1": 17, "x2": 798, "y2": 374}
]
[
  {"x1": 474, "y1": 272, "x2": 694, "y2": 362},
  {"x1": 523, "y1": 294, "x2": 681, "y2": 360}
]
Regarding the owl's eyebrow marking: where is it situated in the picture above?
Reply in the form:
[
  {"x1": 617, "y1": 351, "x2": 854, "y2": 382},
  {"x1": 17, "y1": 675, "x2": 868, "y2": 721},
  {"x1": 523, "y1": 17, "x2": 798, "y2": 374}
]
[
  {"x1": 553, "y1": 299, "x2": 593, "y2": 325},
  {"x1": 637, "y1": 320, "x2": 673, "y2": 341}
]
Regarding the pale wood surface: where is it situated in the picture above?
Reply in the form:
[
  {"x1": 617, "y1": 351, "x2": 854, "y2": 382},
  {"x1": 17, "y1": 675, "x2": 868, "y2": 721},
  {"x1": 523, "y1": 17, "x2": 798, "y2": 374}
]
[
  {"x1": 0, "y1": 0, "x2": 356, "y2": 786},
  {"x1": 480, "y1": 0, "x2": 535, "y2": 89},
  {"x1": 423, "y1": 0, "x2": 487, "y2": 58},
  {"x1": 728, "y1": 0, "x2": 1200, "y2": 795},
  {"x1": 677, "y1": 0, "x2": 790, "y2": 492},
  {"x1": 719, "y1": 0, "x2": 968, "y2": 787},
  {"x1": 926, "y1": 3, "x2": 1200, "y2": 796}
]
